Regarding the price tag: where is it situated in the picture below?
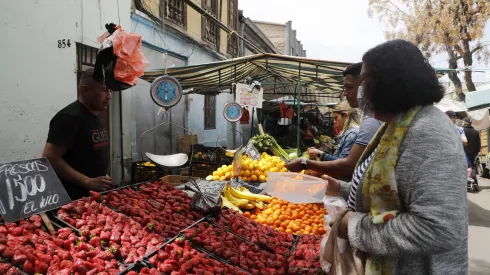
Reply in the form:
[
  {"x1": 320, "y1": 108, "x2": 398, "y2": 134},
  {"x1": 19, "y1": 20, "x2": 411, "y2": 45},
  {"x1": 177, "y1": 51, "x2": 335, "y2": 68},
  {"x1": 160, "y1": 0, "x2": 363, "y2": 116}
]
[
  {"x1": 0, "y1": 158, "x2": 71, "y2": 222},
  {"x1": 244, "y1": 142, "x2": 261, "y2": 160}
]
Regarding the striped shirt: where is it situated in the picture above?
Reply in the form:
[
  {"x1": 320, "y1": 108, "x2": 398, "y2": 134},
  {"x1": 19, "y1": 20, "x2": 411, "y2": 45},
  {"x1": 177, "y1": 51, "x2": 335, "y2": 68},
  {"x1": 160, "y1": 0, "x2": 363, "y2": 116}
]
[{"x1": 347, "y1": 148, "x2": 377, "y2": 211}]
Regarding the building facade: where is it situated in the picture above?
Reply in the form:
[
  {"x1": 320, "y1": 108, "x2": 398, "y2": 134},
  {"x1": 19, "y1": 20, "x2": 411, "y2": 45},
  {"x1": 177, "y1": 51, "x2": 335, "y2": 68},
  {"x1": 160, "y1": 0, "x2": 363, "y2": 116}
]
[
  {"x1": 0, "y1": 0, "x2": 132, "y2": 183},
  {"x1": 254, "y1": 20, "x2": 306, "y2": 57},
  {"x1": 130, "y1": 0, "x2": 242, "y2": 162}
]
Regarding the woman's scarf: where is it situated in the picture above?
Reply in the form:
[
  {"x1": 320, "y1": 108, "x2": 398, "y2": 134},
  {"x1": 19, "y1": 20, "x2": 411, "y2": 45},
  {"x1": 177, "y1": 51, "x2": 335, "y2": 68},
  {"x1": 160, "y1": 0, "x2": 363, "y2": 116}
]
[{"x1": 356, "y1": 106, "x2": 421, "y2": 275}]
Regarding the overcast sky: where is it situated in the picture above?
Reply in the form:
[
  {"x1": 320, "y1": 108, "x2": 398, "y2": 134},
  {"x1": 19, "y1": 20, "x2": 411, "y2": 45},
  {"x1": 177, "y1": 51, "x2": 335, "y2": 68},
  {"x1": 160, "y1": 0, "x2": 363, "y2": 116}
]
[{"x1": 238, "y1": 0, "x2": 490, "y2": 82}]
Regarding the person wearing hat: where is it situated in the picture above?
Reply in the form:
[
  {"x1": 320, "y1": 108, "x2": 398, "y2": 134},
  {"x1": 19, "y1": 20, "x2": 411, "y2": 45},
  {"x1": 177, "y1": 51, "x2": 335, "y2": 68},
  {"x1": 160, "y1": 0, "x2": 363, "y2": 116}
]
[
  {"x1": 445, "y1": 110, "x2": 468, "y2": 146},
  {"x1": 308, "y1": 101, "x2": 360, "y2": 161},
  {"x1": 462, "y1": 117, "x2": 481, "y2": 169}
]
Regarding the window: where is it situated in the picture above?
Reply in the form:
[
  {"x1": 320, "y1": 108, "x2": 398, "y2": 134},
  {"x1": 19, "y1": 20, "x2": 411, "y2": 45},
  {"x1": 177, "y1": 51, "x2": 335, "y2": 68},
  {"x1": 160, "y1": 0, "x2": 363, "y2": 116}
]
[
  {"x1": 202, "y1": 0, "x2": 219, "y2": 46},
  {"x1": 161, "y1": 0, "x2": 186, "y2": 27},
  {"x1": 227, "y1": 0, "x2": 238, "y2": 56},
  {"x1": 204, "y1": 95, "x2": 216, "y2": 129}
]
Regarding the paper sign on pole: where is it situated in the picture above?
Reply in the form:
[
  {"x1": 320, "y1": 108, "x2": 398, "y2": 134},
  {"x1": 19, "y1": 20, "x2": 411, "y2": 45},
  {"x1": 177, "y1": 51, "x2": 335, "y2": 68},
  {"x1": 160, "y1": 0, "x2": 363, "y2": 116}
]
[{"x1": 236, "y1": 83, "x2": 263, "y2": 109}]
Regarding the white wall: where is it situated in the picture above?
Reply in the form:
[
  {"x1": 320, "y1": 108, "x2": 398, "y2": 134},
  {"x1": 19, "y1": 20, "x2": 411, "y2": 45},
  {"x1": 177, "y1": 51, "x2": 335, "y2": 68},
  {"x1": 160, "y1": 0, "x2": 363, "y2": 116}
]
[
  {"x1": 0, "y1": 0, "x2": 131, "y2": 163},
  {"x1": 131, "y1": 14, "x2": 229, "y2": 149}
]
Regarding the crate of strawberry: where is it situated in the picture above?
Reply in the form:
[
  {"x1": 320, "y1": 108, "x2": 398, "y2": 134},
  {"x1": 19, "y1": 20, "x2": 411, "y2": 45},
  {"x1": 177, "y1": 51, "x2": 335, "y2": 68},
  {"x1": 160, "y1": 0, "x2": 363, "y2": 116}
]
[
  {"x1": 0, "y1": 214, "x2": 126, "y2": 275},
  {"x1": 288, "y1": 234, "x2": 323, "y2": 274},
  {"x1": 54, "y1": 194, "x2": 165, "y2": 264},
  {"x1": 103, "y1": 187, "x2": 202, "y2": 239},
  {"x1": 144, "y1": 238, "x2": 250, "y2": 275},
  {"x1": 211, "y1": 209, "x2": 296, "y2": 257},
  {"x1": 182, "y1": 221, "x2": 288, "y2": 275}
]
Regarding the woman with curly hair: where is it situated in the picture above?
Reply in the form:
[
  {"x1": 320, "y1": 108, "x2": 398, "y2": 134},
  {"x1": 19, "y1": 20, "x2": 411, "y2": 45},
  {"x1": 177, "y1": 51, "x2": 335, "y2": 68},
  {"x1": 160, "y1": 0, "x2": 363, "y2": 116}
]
[{"x1": 325, "y1": 40, "x2": 468, "y2": 274}]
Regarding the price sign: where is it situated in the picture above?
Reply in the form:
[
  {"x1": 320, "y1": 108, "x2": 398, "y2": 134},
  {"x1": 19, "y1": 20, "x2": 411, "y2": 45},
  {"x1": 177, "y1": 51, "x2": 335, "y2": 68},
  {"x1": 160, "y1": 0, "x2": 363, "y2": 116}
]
[
  {"x1": 0, "y1": 158, "x2": 71, "y2": 222},
  {"x1": 244, "y1": 142, "x2": 261, "y2": 160}
]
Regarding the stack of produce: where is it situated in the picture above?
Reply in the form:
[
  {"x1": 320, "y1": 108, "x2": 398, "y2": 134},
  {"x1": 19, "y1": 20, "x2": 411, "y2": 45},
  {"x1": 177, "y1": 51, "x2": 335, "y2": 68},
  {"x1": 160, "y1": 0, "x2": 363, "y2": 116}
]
[
  {"x1": 57, "y1": 194, "x2": 166, "y2": 263},
  {"x1": 220, "y1": 183, "x2": 271, "y2": 214},
  {"x1": 250, "y1": 197, "x2": 327, "y2": 235},
  {"x1": 249, "y1": 133, "x2": 290, "y2": 160},
  {"x1": 206, "y1": 153, "x2": 288, "y2": 182},
  {"x1": 183, "y1": 222, "x2": 287, "y2": 274},
  {"x1": 212, "y1": 209, "x2": 296, "y2": 258},
  {"x1": 145, "y1": 239, "x2": 249, "y2": 275},
  {"x1": 137, "y1": 161, "x2": 156, "y2": 167},
  {"x1": 103, "y1": 185, "x2": 203, "y2": 239},
  {"x1": 0, "y1": 214, "x2": 125, "y2": 274},
  {"x1": 288, "y1": 234, "x2": 323, "y2": 274}
]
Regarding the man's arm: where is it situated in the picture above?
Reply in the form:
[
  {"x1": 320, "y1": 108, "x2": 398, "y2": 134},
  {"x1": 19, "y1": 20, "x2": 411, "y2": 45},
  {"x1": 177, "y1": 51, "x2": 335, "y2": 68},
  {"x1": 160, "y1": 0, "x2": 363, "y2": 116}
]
[
  {"x1": 42, "y1": 143, "x2": 90, "y2": 188},
  {"x1": 306, "y1": 144, "x2": 366, "y2": 179}
]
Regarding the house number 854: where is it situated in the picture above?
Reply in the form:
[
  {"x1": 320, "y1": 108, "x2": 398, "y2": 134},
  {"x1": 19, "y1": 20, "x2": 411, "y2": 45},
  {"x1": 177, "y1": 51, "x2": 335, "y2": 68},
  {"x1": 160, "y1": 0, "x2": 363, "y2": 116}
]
[{"x1": 58, "y1": 39, "x2": 71, "y2": 48}]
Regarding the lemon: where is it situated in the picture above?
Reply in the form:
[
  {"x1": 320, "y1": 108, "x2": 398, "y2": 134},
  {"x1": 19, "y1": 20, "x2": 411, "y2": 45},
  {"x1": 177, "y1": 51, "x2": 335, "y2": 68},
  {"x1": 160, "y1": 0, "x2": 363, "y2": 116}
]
[
  {"x1": 258, "y1": 175, "x2": 266, "y2": 182},
  {"x1": 219, "y1": 176, "x2": 226, "y2": 181},
  {"x1": 250, "y1": 175, "x2": 258, "y2": 182},
  {"x1": 255, "y1": 170, "x2": 263, "y2": 176},
  {"x1": 242, "y1": 177, "x2": 249, "y2": 181},
  {"x1": 243, "y1": 170, "x2": 251, "y2": 178},
  {"x1": 212, "y1": 176, "x2": 219, "y2": 181},
  {"x1": 206, "y1": 175, "x2": 213, "y2": 181},
  {"x1": 281, "y1": 167, "x2": 288, "y2": 172},
  {"x1": 225, "y1": 172, "x2": 231, "y2": 178}
]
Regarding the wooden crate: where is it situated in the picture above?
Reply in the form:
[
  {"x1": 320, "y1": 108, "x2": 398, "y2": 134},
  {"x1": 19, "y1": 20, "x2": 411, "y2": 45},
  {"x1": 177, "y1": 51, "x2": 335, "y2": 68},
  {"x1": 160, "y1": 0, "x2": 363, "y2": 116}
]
[{"x1": 178, "y1": 134, "x2": 198, "y2": 154}]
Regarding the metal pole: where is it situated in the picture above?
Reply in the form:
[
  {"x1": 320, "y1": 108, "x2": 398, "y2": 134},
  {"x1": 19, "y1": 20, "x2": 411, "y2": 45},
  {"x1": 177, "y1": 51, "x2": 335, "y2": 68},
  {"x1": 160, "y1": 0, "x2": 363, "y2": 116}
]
[
  {"x1": 296, "y1": 63, "x2": 302, "y2": 155},
  {"x1": 250, "y1": 107, "x2": 255, "y2": 138}
]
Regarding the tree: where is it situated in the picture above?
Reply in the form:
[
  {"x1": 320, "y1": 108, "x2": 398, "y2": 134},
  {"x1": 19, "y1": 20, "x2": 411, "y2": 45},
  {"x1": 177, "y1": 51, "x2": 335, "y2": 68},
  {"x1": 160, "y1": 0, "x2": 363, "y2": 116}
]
[{"x1": 368, "y1": 0, "x2": 490, "y2": 100}]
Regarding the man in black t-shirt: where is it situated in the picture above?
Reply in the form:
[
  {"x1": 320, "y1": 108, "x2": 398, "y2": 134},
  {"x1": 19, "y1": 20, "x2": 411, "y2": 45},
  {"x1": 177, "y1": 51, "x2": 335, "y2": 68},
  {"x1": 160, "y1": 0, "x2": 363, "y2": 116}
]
[{"x1": 42, "y1": 69, "x2": 114, "y2": 199}]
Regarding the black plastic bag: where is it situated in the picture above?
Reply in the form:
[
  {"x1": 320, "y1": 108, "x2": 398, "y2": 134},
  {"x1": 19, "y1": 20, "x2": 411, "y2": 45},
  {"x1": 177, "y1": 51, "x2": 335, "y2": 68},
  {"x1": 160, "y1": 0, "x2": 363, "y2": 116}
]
[{"x1": 186, "y1": 180, "x2": 222, "y2": 215}]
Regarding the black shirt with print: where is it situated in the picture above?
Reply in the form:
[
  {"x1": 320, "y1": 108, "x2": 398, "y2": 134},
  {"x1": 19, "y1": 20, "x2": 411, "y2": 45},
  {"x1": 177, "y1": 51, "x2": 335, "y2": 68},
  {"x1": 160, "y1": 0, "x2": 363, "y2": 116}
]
[{"x1": 47, "y1": 100, "x2": 109, "y2": 200}]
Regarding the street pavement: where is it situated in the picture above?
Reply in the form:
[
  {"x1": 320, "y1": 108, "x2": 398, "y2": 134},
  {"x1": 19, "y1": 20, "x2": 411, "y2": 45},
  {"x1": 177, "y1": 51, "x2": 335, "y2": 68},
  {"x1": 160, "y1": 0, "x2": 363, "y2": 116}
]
[{"x1": 469, "y1": 177, "x2": 490, "y2": 274}]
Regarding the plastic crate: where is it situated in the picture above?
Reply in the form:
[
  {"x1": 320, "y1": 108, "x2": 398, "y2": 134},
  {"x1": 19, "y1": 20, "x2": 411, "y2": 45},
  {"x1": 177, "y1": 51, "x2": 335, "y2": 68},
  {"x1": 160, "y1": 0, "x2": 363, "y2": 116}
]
[{"x1": 131, "y1": 161, "x2": 170, "y2": 183}]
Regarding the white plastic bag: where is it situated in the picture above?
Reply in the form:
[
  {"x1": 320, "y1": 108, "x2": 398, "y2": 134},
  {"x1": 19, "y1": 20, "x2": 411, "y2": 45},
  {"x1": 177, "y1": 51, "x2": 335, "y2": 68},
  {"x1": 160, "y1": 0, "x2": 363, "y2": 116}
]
[{"x1": 320, "y1": 195, "x2": 348, "y2": 272}]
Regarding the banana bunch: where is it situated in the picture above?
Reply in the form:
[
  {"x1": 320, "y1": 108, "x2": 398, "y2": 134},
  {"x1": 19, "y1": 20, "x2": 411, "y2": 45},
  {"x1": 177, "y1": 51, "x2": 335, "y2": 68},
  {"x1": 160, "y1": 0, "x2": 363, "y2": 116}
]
[{"x1": 221, "y1": 183, "x2": 271, "y2": 212}]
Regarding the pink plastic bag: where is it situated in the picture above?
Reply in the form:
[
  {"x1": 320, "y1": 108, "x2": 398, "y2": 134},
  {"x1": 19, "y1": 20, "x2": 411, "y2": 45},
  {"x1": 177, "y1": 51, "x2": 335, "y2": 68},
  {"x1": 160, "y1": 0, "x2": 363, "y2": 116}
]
[{"x1": 108, "y1": 28, "x2": 149, "y2": 86}]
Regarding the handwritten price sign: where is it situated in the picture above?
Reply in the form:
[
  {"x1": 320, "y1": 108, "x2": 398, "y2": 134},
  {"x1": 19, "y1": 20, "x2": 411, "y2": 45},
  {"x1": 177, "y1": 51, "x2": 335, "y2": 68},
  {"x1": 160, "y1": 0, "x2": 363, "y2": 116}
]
[{"x1": 0, "y1": 158, "x2": 71, "y2": 222}]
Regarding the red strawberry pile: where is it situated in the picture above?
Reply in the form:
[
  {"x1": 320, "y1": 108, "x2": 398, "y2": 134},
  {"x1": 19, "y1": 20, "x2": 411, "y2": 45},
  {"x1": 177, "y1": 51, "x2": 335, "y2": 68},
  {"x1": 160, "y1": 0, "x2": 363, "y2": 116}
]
[
  {"x1": 288, "y1": 234, "x2": 323, "y2": 274},
  {"x1": 0, "y1": 214, "x2": 125, "y2": 275},
  {"x1": 0, "y1": 263, "x2": 22, "y2": 275},
  {"x1": 213, "y1": 209, "x2": 296, "y2": 257},
  {"x1": 56, "y1": 196, "x2": 165, "y2": 264},
  {"x1": 183, "y1": 222, "x2": 287, "y2": 275},
  {"x1": 147, "y1": 239, "x2": 249, "y2": 275},
  {"x1": 104, "y1": 186, "x2": 202, "y2": 239}
]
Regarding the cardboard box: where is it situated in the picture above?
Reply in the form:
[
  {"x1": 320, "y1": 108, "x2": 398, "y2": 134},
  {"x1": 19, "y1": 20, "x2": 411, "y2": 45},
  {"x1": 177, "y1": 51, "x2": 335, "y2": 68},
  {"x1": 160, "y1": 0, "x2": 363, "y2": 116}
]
[
  {"x1": 178, "y1": 134, "x2": 198, "y2": 154},
  {"x1": 160, "y1": 175, "x2": 199, "y2": 186}
]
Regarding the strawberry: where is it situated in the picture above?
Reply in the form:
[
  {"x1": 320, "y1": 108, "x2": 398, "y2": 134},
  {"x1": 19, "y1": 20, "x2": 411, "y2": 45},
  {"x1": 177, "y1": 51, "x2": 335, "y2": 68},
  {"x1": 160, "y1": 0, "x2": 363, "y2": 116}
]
[
  {"x1": 12, "y1": 253, "x2": 28, "y2": 265},
  {"x1": 0, "y1": 263, "x2": 12, "y2": 274},
  {"x1": 72, "y1": 264, "x2": 88, "y2": 274},
  {"x1": 6, "y1": 267, "x2": 22, "y2": 275},
  {"x1": 34, "y1": 261, "x2": 49, "y2": 274},
  {"x1": 89, "y1": 191, "x2": 102, "y2": 202},
  {"x1": 22, "y1": 260, "x2": 34, "y2": 275}
]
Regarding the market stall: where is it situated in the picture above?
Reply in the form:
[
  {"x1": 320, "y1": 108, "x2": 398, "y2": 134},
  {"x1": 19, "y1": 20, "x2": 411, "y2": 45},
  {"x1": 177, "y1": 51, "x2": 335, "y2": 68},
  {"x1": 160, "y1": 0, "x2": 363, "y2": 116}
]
[{"x1": 0, "y1": 175, "x2": 327, "y2": 275}]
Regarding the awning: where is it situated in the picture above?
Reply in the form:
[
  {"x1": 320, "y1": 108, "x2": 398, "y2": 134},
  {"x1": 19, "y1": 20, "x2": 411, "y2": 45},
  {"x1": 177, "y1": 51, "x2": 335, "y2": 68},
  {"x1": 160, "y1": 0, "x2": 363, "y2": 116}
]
[
  {"x1": 466, "y1": 88, "x2": 490, "y2": 112},
  {"x1": 142, "y1": 53, "x2": 352, "y2": 100},
  {"x1": 435, "y1": 98, "x2": 490, "y2": 131},
  {"x1": 141, "y1": 53, "x2": 450, "y2": 103}
]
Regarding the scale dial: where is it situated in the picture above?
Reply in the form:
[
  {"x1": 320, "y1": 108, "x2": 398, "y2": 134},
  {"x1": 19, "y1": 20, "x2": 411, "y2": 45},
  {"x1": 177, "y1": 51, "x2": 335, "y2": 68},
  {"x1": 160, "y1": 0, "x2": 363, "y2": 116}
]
[
  {"x1": 223, "y1": 102, "x2": 243, "y2": 122},
  {"x1": 150, "y1": 75, "x2": 183, "y2": 108}
]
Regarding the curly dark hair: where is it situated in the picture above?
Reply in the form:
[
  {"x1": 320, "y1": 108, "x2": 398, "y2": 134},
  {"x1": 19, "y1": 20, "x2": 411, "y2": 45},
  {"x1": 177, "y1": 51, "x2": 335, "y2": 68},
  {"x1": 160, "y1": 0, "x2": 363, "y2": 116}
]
[{"x1": 361, "y1": 40, "x2": 444, "y2": 115}]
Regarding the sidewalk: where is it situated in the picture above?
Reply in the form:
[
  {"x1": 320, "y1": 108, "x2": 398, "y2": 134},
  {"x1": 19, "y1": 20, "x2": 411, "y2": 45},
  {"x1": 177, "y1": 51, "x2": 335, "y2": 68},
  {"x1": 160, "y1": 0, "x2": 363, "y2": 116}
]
[{"x1": 468, "y1": 177, "x2": 490, "y2": 274}]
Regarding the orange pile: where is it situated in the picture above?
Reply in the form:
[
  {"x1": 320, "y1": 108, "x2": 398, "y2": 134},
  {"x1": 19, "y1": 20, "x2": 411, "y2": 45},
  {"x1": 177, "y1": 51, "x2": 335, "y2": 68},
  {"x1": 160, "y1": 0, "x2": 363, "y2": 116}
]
[{"x1": 244, "y1": 198, "x2": 327, "y2": 235}]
